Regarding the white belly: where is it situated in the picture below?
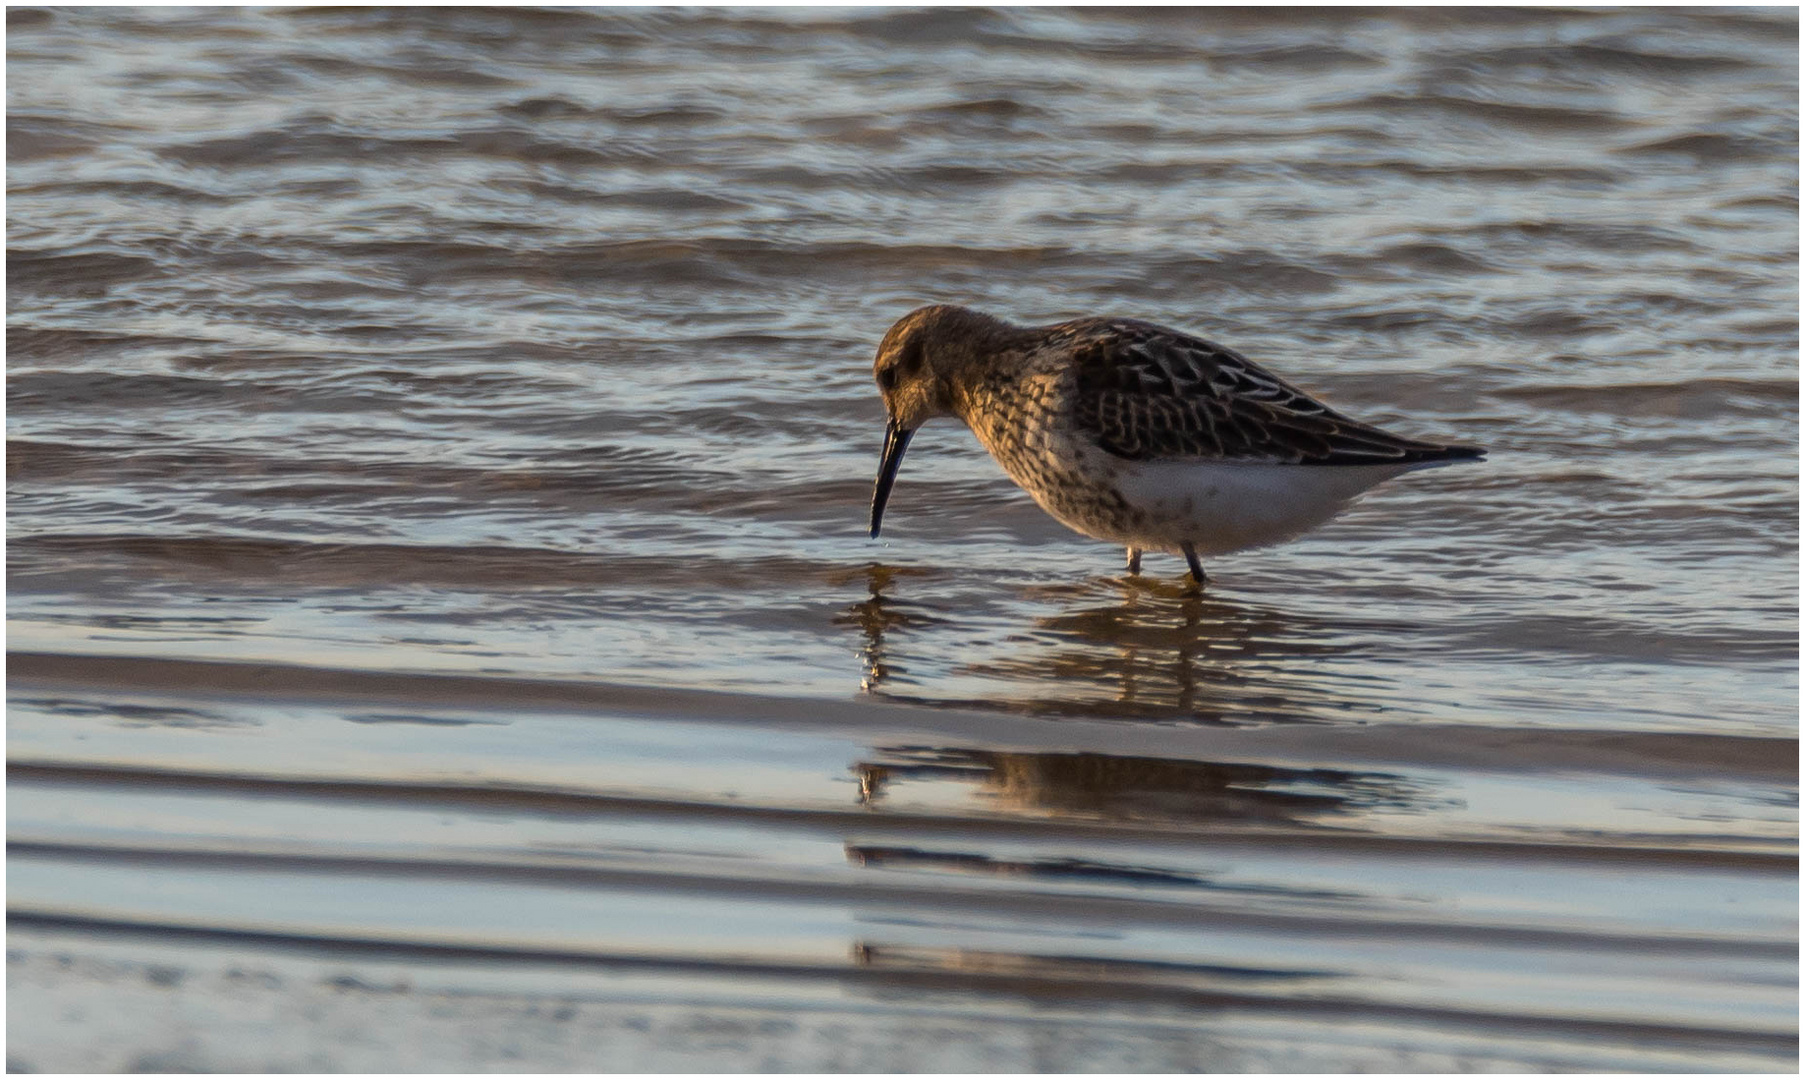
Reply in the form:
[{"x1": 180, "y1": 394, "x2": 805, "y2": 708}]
[{"x1": 1103, "y1": 459, "x2": 1427, "y2": 555}]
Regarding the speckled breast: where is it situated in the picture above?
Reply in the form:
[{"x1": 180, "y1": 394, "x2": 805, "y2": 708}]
[{"x1": 955, "y1": 375, "x2": 1147, "y2": 545}]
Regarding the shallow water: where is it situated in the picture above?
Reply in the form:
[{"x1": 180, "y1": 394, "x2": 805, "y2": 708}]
[{"x1": 7, "y1": 6, "x2": 1799, "y2": 1071}]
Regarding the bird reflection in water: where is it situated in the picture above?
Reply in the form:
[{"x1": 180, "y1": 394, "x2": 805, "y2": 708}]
[
  {"x1": 833, "y1": 568, "x2": 1444, "y2": 935},
  {"x1": 835, "y1": 563, "x2": 1385, "y2": 725},
  {"x1": 843, "y1": 748, "x2": 1432, "y2": 919},
  {"x1": 851, "y1": 746, "x2": 1428, "y2": 828},
  {"x1": 832, "y1": 562, "x2": 941, "y2": 694}
]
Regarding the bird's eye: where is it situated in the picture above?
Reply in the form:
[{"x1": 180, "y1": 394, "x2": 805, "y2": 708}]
[
  {"x1": 897, "y1": 339, "x2": 925, "y2": 375},
  {"x1": 876, "y1": 365, "x2": 897, "y2": 391}
]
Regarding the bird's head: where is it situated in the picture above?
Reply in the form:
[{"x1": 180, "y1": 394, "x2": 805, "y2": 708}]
[
  {"x1": 867, "y1": 305, "x2": 980, "y2": 539},
  {"x1": 871, "y1": 305, "x2": 963, "y2": 432}
]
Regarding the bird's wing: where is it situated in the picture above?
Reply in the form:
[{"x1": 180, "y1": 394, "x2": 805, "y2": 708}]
[{"x1": 1061, "y1": 319, "x2": 1478, "y2": 465}]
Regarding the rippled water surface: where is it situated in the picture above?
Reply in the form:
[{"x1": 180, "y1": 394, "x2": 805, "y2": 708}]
[{"x1": 8, "y1": 6, "x2": 1798, "y2": 1071}]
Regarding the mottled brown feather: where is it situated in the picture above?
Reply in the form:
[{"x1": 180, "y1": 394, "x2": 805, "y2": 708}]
[{"x1": 1058, "y1": 318, "x2": 1482, "y2": 465}]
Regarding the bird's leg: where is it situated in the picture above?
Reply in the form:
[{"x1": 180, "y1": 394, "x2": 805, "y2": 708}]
[
  {"x1": 1180, "y1": 542, "x2": 1207, "y2": 587},
  {"x1": 1124, "y1": 546, "x2": 1142, "y2": 575}
]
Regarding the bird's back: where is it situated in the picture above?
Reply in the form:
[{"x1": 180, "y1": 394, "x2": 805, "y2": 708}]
[{"x1": 1041, "y1": 317, "x2": 1483, "y2": 466}]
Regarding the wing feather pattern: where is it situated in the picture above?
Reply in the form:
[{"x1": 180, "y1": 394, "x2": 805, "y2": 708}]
[{"x1": 1061, "y1": 319, "x2": 1483, "y2": 465}]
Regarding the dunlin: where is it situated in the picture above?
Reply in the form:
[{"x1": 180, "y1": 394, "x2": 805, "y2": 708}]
[{"x1": 867, "y1": 304, "x2": 1483, "y2": 585}]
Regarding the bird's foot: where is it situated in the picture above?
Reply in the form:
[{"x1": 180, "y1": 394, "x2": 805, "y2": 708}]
[{"x1": 1181, "y1": 542, "x2": 1207, "y2": 590}]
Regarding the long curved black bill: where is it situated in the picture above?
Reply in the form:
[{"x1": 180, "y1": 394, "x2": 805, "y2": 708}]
[{"x1": 868, "y1": 420, "x2": 914, "y2": 539}]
